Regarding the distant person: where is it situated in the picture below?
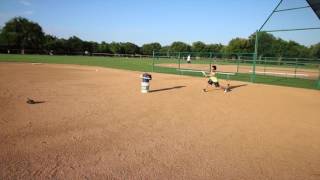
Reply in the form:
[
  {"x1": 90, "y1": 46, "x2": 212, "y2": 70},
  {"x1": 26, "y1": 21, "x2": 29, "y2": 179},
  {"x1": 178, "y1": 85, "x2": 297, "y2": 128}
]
[
  {"x1": 187, "y1": 55, "x2": 191, "y2": 64},
  {"x1": 203, "y1": 65, "x2": 230, "y2": 93}
]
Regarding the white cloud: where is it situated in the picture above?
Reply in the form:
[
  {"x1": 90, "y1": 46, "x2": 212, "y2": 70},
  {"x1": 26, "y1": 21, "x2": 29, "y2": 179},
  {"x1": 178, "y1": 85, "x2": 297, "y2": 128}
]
[{"x1": 19, "y1": 0, "x2": 31, "y2": 6}]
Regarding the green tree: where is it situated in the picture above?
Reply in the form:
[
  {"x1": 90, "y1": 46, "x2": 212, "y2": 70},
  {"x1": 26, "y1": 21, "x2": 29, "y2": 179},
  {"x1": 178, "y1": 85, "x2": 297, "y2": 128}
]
[
  {"x1": 1, "y1": 17, "x2": 45, "y2": 52},
  {"x1": 226, "y1": 38, "x2": 251, "y2": 54},
  {"x1": 206, "y1": 43, "x2": 224, "y2": 53},
  {"x1": 191, "y1": 41, "x2": 206, "y2": 52},
  {"x1": 121, "y1": 42, "x2": 140, "y2": 54},
  {"x1": 310, "y1": 43, "x2": 320, "y2": 58},
  {"x1": 110, "y1": 42, "x2": 124, "y2": 54},
  {"x1": 141, "y1": 42, "x2": 161, "y2": 55},
  {"x1": 97, "y1": 41, "x2": 111, "y2": 53},
  {"x1": 43, "y1": 34, "x2": 57, "y2": 51},
  {"x1": 297, "y1": 46, "x2": 311, "y2": 58},
  {"x1": 270, "y1": 38, "x2": 286, "y2": 57},
  {"x1": 82, "y1": 41, "x2": 98, "y2": 53},
  {"x1": 66, "y1": 36, "x2": 83, "y2": 53},
  {"x1": 249, "y1": 32, "x2": 312, "y2": 58},
  {"x1": 249, "y1": 32, "x2": 276, "y2": 56},
  {"x1": 38, "y1": 34, "x2": 69, "y2": 54},
  {"x1": 170, "y1": 41, "x2": 191, "y2": 52},
  {"x1": 0, "y1": 28, "x2": 6, "y2": 48},
  {"x1": 272, "y1": 40, "x2": 309, "y2": 58},
  {"x1": 283, "y1": 41, "x2": 301, "y2": 57},
  {"x1": 159, "y1": 45, "x2": 170, "y2": 55}
]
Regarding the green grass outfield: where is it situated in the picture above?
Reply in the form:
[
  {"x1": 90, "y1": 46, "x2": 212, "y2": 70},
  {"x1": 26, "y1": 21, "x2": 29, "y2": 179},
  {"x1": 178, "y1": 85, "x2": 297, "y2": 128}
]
[{"x1": 0, "y1": 54, "x2": 319, "y2": 90}]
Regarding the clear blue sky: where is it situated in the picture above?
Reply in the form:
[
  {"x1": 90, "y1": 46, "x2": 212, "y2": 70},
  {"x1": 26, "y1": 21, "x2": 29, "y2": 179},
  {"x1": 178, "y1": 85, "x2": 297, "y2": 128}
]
[{"x1": 0, "y1": 0, "x2": 319, "y2": 46}]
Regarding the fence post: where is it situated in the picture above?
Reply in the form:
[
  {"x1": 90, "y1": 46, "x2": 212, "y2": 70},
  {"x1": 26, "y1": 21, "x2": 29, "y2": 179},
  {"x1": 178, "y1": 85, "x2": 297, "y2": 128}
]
[
  {"x1": 237, "y1": 54, "x2": 240, "y2": 73},
  {"x1": 212, "y1": 53, "x2": 216, "y2": 65},
  {"x1": 251, "y1": 30, "x2": 259, "y2": 82},
  {"x1": 178, "y1": 52, "x2": 181, "y2": 75},
  {"x1": 152, "y1": 51, "x2": 155, "y2": 72},
  {"x1": 294, "y1": 58, "x2": 298, "y2": 78},
  {"x1": 317, "y1": 64, "x2": 320, "y2": 89},
  {"x1": 209, "y1": 52, "x2": 213, "y2": 72},
  {"x1": 278, "y1": 57, "x2": 282, "y2": 66},
  {"x1": 264, "y1": 57, "x2": 267, "y2": 75}
]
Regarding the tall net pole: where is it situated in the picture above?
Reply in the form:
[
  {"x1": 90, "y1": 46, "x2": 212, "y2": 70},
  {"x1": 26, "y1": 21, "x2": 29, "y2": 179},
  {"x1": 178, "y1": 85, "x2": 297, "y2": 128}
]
[{"x1": 256, "y1": 0, "x2": 320, "y2": 89}]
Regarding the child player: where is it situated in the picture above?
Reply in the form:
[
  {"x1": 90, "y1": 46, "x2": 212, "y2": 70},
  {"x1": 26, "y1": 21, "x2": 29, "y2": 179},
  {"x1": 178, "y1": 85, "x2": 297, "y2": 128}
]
[{"x1": 203, "y1": 65, "x2": 230, "y2": 93}]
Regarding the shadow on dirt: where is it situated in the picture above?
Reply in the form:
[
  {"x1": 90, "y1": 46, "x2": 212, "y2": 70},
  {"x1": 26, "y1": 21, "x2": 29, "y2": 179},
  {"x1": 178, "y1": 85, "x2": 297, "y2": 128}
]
[
  {"x1": 149, "y1": 86, "x2": 186, "y2": 93},
  {"x1": 26, "y1": 98, "x2": 46, "y2": 104},
  {"x1": 229, "y1": 84, "x2": 247, "y2": 90}
]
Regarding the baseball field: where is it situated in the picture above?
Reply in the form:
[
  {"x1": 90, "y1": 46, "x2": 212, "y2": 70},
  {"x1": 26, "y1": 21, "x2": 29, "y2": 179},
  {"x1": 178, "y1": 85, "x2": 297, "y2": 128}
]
[{"x1": 0, "y1": 60, "x2": 319, "y2": 179}]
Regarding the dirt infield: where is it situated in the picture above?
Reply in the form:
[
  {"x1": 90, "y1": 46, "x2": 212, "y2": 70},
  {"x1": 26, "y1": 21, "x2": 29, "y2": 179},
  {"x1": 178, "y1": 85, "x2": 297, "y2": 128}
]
[
  {"x1": 158, "y1": 63, "x2": 319, "y2": 79},
  {"x1": 1, "y1": 63, "x2": 320, "y2": 179}
]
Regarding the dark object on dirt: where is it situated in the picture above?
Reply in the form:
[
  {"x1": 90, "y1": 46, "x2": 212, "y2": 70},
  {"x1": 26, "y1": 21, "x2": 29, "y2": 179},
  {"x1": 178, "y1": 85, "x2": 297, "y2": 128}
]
[
  {"x1": 27, "y1": 98, "x2": 36, "y2": 104},
  {"x1": 26, "y1": 98, "x2": 45, "y2": 104}
]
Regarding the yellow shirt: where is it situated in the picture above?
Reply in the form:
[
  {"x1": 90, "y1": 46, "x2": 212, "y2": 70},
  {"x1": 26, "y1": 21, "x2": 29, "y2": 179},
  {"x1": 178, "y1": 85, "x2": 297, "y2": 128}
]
[{"x1": 209, "y1": 76, "x2": 218, "y2": 83}]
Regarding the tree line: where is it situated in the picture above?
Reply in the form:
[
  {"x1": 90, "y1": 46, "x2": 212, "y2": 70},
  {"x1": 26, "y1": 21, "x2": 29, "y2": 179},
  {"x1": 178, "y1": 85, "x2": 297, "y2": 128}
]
[{"x1": 0, "y1": 17, "x2": 319, "y2": 58}]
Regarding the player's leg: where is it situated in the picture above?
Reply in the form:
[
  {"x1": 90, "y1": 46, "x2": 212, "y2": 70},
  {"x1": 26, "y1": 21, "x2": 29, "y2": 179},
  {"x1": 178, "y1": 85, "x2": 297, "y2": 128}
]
[
  {"x1": 212, "y1": 80, "x2": 229, "y2": 92},
  {"x1": 219, "y1": 81, "x2": 231, "y2": 92},
  {"x1": 224, "y1": 83, "x2": 230, "y2": 92},
  {"x1": 221, "y1": 79, "x2": 231, "y2": 92},
  {"x1": 203, "y1": 79, "x2": 213, "y2": 92}
]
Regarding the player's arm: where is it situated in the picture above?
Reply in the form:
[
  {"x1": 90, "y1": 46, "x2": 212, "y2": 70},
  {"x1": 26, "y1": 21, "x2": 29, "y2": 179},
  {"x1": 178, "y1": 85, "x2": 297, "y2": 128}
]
[{"x1": 202, "y1": 71, "x2": 211, "y2": 77}]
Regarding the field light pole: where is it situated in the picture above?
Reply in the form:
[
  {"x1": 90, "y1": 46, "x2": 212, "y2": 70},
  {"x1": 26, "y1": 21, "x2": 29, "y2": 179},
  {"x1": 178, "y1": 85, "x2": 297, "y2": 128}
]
[{"x1": 252, "y1": 0, "x2": 283, "y2": 83}]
